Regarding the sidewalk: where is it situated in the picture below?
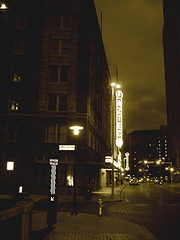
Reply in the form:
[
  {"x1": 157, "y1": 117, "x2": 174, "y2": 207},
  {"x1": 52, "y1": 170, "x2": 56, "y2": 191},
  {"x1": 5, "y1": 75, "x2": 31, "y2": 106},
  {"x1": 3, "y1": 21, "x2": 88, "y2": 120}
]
[
  {"x1": 30, "y1": 185, "x2": 125, "y2": 204},
  {"x1": 31, "y1": 185, "x2": 157, "y2": 240}
]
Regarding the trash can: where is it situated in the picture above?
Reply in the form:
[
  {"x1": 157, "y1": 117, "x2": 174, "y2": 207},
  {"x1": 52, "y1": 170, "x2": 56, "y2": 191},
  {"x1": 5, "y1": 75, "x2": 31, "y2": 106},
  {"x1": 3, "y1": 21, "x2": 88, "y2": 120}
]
[{"x1": 84, "y1": 187, "x2": 92, "y2": 200}]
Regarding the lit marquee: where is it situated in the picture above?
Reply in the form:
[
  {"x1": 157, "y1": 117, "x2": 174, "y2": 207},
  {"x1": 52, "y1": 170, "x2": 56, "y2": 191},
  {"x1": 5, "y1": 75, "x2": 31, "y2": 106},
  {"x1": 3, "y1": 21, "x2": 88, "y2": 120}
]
[{"x1": 116, "y1": 90, "x2": 123, "y2": 148}]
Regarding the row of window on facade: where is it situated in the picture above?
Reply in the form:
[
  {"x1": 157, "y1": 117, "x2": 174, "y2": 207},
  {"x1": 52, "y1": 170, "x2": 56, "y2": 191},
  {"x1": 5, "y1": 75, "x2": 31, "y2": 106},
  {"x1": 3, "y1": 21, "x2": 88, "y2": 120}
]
[
  {"x1": 11, "y1": 64, "x2": 69, "y2": 83},
  {"x1": 5, "y1": 122, "x2": 103, "y2": 154},
  {"x1": 0, "y1": 13, "x2": 72, "y2": 31},
  {"x1": 13, "y1": 37, "x2": 71, "y2": 56},
  {"x1": 9, "y1": 93, "x2": 68, "y2": 111}
]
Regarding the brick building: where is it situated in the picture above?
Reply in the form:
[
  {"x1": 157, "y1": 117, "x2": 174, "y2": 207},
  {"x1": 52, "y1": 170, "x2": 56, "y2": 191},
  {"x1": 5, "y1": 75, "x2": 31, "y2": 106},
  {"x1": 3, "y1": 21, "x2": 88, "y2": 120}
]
[{"x1": 0, "y1": 0, "x2": 111, "y2": 195}]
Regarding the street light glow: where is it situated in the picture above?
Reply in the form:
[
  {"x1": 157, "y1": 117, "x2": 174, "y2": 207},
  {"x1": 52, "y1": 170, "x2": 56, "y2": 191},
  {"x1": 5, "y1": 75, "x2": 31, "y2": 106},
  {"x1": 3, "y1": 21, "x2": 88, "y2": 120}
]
[
  {"x1": 0, "y1": 3, "x2": 7, "y2": 9},
  {"x1": 69, "y1": 126, "x2": 83, "y2": 135},
  {"x1": 116, "y1": 84, "x2": 121, "y2": 88}
]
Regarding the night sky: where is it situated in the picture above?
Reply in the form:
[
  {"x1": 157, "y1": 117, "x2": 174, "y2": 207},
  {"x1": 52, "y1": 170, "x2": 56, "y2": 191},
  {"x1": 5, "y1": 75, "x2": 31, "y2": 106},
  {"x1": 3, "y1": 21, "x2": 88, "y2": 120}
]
[{"x1": 94, "y1": 0, "x2": 167, "y2": 134}]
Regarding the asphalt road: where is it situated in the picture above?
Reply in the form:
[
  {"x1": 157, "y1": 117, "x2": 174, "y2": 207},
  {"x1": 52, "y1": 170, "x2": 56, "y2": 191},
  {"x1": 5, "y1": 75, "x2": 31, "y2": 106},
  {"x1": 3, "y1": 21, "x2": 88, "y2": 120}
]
[
  {"x1": 34, "y1": 183, "x2": 180, "y2": 240},
  {"x1": 104, "y1": 183, "x2": 180, "y2": 240}
]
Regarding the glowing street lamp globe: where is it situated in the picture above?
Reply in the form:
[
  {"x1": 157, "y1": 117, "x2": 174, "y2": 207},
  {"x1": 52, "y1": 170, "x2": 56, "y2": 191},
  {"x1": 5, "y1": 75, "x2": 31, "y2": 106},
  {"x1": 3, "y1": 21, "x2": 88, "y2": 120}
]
[{"x1": 69, "y1": 126, "x2": 83, "y2": 135}]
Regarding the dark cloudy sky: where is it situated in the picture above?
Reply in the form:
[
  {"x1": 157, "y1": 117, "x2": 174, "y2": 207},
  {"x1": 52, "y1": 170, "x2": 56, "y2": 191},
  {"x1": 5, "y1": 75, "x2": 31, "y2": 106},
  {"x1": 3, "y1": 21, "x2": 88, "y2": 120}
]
[{"x1": 94, "y1": 0, "x2": 167, "y2": 134}]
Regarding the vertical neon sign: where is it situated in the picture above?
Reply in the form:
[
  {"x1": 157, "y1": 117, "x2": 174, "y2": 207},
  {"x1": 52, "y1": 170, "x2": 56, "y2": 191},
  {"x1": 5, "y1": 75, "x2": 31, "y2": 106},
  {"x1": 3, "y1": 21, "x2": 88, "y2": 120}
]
[
  {"x1": 125, "y1": 152, "x2": 130, "y2": 170},
  {"x1": 47, "y1": 158, "x2": 58, "y2": 226},
  {"x1": 116, "y1": 90, "x2": 123, "y2": 148}
]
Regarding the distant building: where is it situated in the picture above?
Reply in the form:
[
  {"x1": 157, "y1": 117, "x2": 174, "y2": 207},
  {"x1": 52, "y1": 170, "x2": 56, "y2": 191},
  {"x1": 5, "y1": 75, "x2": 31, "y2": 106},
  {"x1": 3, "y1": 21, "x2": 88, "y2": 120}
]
[
  {"x1": 163, "y1": 0, "x2": 180, "y2": 169},
  {"x1": 0, "y1": 0, "x2": 111, "y2": 195},
  {"x1": 128, "y1": 126, "x2": 168, "y2": 177}
]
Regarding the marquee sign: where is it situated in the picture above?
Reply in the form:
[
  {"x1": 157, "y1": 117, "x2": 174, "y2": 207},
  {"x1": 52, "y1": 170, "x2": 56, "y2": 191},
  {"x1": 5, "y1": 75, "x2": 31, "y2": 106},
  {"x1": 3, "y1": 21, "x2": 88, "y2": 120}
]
[{"x1": 116, "y1": 90, "x2": 123, "y2": 148}]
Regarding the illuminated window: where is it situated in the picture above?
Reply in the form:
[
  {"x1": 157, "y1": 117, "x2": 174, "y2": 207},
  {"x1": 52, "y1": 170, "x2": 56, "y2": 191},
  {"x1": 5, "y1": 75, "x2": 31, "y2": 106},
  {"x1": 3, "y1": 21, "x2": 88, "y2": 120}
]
[
  {"x1": 9, "y1": 93, "x2": 19, "y2": 110},
  {"x1": 51, "y1": 39, "x2": 70, "y2": 56},
  {"x1": 48, "y1": 93, "x2": 68, "y2": 111},
  {"x1": 16, "y1": 15, "x2": 26, "y2": 28},
  {"x1": 66, "y1": 165, "x2": 74, "y2": 186},
  {"x1": 6, "y1": 122, "x2": 17, "y2": 142},
  {"x1": 11, "y1": 64, "x2": 22, "y2": 82},
  {"x1": 49, "y1": 65, "x2": 69, "y2": 83},
  {"x1": 46, "y1": 124, "x2": 67, "y2": 143},
  {"x1": 13, "y1": 37, "x2": 24, "y2": 54}
]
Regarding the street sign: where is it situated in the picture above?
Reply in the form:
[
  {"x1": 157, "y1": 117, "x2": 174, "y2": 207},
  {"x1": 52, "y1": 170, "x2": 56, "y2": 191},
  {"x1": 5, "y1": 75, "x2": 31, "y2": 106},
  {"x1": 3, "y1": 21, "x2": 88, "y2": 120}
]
[{"x1": 59, "y1": 144, "x2": 75, "y2": 151}]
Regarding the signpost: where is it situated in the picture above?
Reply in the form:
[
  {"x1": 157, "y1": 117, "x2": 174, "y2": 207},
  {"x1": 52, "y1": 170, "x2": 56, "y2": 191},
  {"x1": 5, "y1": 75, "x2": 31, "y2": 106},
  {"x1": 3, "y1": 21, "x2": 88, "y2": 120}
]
[{"x1": 47, "y1": 159, "x2": 58, "y2": 228}]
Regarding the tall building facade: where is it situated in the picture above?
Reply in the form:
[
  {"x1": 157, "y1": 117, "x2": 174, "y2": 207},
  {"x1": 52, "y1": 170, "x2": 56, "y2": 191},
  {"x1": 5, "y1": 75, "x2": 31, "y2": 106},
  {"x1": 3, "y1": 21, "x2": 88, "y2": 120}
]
[
  {"x1": 0, "y1": 0, "x2": 111, "y2": 195},
  {"x1": 128, "y1": 126, "x2": 168, "y2": 177},
  {"x1": 163, "y1": 0, "x2": 180, "y2": 169}
]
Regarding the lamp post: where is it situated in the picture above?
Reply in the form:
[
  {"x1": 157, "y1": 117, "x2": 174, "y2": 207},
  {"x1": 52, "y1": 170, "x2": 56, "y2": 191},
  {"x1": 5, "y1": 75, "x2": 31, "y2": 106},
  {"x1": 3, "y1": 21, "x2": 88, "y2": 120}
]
[
  {"x1": 111, "y1": 83, "x2": 121, "y2": 198},
  {"x1": 69, "y1": 125, "x2": 83, "y2": 215},
  {"x1": 170, "y1": 165, "x2": 174, "y2": 183}
]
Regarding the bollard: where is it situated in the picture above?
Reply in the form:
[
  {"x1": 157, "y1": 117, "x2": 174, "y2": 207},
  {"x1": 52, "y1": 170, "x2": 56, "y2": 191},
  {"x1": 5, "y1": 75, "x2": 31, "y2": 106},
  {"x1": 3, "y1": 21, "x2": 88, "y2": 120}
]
[{"x1": 98, "y1": 198, "x2": 103, "y2": 217}]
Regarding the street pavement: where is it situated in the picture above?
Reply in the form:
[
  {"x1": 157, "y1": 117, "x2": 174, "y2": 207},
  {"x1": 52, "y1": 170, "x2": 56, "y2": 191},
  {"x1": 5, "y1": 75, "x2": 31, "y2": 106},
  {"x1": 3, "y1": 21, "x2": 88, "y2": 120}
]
[{"x1": 30, "y1": 184, "x2": 157, "y2": 240}]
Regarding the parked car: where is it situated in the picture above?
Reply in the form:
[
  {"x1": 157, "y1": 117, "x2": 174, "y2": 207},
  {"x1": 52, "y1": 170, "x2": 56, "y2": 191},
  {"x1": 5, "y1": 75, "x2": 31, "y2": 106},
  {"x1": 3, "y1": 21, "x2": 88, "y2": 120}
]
[{"x1": 129, "y1": 178, "x2": 139, "y2": 185}]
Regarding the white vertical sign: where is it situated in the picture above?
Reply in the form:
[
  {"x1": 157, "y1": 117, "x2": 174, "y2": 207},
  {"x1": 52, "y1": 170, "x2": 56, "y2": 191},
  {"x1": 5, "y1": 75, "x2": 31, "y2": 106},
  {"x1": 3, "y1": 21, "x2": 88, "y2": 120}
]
[
  {"x1": 125, "y1": 152, "x2": 130, "y2": 170},
  {"x1": 116, "y1": 90, "x2": 123, "y2": 148}
]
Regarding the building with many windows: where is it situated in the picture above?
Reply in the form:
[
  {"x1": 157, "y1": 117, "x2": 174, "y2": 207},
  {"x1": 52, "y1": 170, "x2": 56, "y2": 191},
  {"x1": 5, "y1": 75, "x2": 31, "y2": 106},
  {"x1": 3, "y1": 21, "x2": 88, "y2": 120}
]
[
  {"x1": 128, "y1": 126, "x2": 168, "y2": 178},
  {"x1": 0, "y1": 0, "x2": 111, "y2": 195}
]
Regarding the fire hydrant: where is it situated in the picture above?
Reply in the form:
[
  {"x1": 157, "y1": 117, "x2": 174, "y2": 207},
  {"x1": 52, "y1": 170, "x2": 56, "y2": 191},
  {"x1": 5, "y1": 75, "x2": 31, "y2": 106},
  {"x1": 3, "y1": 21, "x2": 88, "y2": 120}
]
[{"x1": 98, "y1": 198, "x2": 103, "y2": 217}]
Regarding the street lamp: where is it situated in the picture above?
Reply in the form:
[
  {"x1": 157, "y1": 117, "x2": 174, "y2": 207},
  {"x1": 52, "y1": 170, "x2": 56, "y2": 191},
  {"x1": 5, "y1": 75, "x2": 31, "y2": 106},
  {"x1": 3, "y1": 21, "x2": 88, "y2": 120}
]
[
  {"x1": 170, "y1": 167, "x2": 174, "y2": 183},
  {"x1": 69, "y1": 125, "x2": 83, "y2": 215},
  {"x1": 111, "y1": 83, "x2": 121, "y2": 198}
]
